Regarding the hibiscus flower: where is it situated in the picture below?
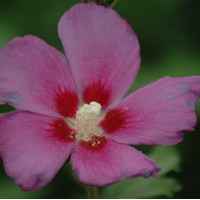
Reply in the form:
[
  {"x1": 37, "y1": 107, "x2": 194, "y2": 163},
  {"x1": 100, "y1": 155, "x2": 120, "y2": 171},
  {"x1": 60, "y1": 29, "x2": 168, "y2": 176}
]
[{"x1": 0, "y1": 2, "x2": 199, "y2": 191}]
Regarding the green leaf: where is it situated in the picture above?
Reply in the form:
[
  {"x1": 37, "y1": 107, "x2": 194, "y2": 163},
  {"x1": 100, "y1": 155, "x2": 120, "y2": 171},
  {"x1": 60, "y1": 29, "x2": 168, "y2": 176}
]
[
  {"x1": 100, "y1": 146, "x2": 182, "y2": 198},
  {"x1": 100, "y1": 177, "x2": 182, "y2": 199},
  {"x1": 0, "y1": 178, "x2": 50, "y2": 198},
  {"x1": 149, "y1": 146, "x2": 181, "y2": 176}
]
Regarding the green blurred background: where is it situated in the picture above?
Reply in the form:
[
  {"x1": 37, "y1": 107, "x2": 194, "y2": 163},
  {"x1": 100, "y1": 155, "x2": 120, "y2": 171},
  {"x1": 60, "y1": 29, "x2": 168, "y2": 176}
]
[{"x1": 0, "y1": 0, "x2": 200, "y2": 198}]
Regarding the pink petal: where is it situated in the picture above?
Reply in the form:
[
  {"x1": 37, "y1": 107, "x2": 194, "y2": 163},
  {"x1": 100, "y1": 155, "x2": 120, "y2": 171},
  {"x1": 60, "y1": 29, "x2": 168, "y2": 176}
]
[
  {"x1": 71, "y1": 139, "x2": 159, "y2": 186},
  {"x1": 0, "y1": 35, "x2": 78, "y2": 118},
  {"x1": 58, "y1": 3, "x2": 140, "y2": 109},
  {"x1": 0, "y1": 111, "x2": 74, "y2": 191},
  {"x1": 100, "y1": 76, "x2": 200, "y2": 146}
]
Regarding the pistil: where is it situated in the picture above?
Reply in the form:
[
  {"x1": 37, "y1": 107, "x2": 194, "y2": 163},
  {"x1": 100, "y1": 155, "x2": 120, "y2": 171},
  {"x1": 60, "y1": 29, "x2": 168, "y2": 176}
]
[{"x1": 75, "y1": 102, "x2": 103, "y2": 141}]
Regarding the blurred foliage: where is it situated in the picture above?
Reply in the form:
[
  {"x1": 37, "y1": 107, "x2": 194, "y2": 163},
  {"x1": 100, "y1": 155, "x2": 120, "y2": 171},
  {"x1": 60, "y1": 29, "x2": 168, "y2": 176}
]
[
  {"x1": 0, "y1": 162, "x2": 87, "y2": 198},
  {"x1": 0, "y1": 0, "x2": 200, "y2": 198},
  {"x1": 101, "y1": 177, "x2": 181, "y2": 199},
  {"x1": 81, "y1": 0, "x2": 118, "y2": 7},
  {"x1": 100, "y1": 146, "x2": 182, "y2": 198}
]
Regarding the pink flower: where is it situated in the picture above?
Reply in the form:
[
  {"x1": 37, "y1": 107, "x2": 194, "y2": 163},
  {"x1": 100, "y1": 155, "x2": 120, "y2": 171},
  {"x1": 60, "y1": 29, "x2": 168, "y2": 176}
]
[{"x1": 0, "y1": 2, "x2": 200, "y2": 191}]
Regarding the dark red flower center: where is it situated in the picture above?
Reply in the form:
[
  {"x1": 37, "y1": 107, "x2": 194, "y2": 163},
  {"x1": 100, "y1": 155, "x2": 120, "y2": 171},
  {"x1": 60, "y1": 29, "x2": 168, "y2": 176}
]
[
  {"x1": 53, "y1": 87, "x2": 127, "y2": 150},
  {"x1": 100, "y1": 108, "x2": 127, "y2": 133},
  {"x1": 83, "y1": 82, "x2": 110, "y2": 109},
  {"x1": 81, "y1": 135, "x2": 107, "y2": 151},
  {"x1": 55, "y1": 88, "x2": 79, "y2": 118}
]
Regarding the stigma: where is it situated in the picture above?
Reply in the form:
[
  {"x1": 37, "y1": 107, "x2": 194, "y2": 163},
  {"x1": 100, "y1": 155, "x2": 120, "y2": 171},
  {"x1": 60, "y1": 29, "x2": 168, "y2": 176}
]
[{"x1": 75, "y1": 102, "x2": 103, "y2": 141}]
